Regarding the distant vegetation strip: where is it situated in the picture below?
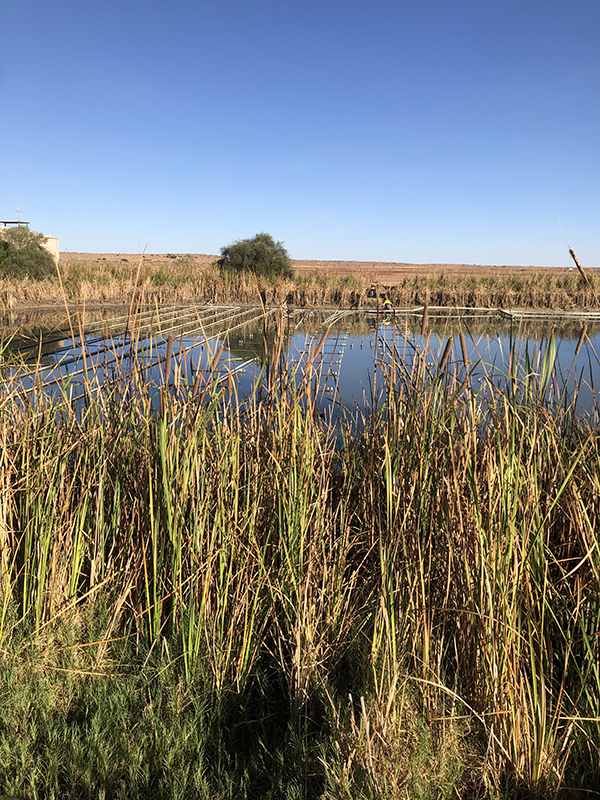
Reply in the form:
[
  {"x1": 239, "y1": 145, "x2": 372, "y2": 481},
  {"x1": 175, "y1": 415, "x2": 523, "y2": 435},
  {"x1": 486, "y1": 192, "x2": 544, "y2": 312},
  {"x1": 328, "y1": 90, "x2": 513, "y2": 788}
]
[{"x1": 1, "y1": 252, "x2": 599, "y2": 310}]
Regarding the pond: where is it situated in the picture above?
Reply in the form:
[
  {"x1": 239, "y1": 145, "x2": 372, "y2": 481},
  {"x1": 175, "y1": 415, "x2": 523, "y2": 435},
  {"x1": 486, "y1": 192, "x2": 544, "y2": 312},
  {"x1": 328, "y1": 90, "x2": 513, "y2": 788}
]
[{"x1": 3, "y1": 306, "x2": 600, "y2": 423}]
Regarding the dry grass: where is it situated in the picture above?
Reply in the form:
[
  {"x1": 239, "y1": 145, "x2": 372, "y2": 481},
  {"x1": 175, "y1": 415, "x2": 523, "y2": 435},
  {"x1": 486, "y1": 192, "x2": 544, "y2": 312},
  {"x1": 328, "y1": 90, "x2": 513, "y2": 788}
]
[{"x1": 2, "y1": 252, "x2": 599, "y2": 312}]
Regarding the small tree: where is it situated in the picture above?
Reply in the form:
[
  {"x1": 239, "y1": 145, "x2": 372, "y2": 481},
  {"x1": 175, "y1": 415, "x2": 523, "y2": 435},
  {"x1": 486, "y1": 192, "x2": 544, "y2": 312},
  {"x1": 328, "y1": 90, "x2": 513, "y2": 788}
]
[
  {"x1": 218, "y1": 232, "x2": 293, "y2": 279},
  {"x1": 0, "y1": 226, "x2": 56, "y2": 280}
]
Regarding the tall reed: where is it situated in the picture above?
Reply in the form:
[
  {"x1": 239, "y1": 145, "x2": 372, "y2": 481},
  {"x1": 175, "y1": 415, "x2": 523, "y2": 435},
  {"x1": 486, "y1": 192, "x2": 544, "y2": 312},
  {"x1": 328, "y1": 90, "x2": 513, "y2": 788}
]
[
  {"x1": 5, "y1": 254, "x2": 600, "y2": 309},
  {"x1": 0, "y1": 308, "x2": 599, "y2": 796}
]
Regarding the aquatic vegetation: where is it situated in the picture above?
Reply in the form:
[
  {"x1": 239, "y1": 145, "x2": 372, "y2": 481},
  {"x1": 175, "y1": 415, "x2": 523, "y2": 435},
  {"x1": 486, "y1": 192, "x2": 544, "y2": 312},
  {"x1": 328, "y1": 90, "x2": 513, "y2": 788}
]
[
  {"x1": 0, "y1": 310, "x2": 599, "y2": 798},
  {"x1": 4, "y1": 252, "x2": 600, "y2": 310}
]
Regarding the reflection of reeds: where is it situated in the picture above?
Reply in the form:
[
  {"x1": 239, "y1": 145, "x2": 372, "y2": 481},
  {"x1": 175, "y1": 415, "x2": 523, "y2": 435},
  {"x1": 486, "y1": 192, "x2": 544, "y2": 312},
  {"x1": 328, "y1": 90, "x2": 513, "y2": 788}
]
[
  {"x1": 1, "y1": 307, "x2": 600, "y2": 796},
  {"x1": 8, "y1": 307, "x2": 600, "y2": 370}
]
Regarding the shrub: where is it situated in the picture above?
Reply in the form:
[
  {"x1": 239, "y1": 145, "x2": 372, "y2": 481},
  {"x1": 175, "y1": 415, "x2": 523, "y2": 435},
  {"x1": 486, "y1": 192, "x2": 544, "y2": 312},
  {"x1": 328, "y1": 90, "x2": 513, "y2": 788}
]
[
  {"x1": 218, "y1": 232, "x2": 294, "y2": 279},
  {"x1": 0, "y1": 226, "x2": 56, "y2": 280}
]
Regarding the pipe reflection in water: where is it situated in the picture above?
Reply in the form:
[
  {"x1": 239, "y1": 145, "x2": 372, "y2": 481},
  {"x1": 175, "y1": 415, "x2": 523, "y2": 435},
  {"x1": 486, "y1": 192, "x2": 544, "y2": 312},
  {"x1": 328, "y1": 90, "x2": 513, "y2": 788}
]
[{"x1": 3, "y1": 308, "x2": 600, "y2": 423}]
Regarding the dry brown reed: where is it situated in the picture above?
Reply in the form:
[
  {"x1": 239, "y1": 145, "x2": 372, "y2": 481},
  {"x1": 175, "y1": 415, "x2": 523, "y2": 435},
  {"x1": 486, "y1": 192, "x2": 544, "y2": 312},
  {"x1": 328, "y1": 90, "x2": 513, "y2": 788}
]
[{"x1": 4, "y1": 256, "x2": 600, "y2": 312}]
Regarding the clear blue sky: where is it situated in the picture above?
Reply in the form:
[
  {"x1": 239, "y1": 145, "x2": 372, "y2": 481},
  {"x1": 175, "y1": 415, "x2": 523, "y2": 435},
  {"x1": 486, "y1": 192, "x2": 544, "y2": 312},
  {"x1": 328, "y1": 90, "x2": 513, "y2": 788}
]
[{"x1": 1, "y1": 0, "x2": 598, "y2": 265}]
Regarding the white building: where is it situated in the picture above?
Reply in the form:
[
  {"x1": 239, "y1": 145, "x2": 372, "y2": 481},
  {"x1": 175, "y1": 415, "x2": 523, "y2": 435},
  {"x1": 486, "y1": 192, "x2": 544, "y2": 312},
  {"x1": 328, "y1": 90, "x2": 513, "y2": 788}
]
[
  {"x1": 42, "y1": 236, "x2": 60, "y2": 263},
  {"x1": 0, "y1": 221, "x2": 59, "y2": 263}
]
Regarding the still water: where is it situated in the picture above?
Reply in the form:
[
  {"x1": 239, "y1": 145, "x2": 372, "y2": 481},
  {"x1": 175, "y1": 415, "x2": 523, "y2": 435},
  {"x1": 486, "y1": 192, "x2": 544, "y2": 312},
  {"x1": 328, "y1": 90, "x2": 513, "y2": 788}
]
[{"x1": 3, "y1": 307, "x2": 600, "y2": 421}]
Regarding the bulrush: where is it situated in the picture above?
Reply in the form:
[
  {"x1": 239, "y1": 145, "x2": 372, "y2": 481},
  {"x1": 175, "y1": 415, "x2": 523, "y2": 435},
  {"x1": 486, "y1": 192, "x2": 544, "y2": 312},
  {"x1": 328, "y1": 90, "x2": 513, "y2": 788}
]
[{"x1": 0, "y1": 307, "x2": 599, "y2": 797}]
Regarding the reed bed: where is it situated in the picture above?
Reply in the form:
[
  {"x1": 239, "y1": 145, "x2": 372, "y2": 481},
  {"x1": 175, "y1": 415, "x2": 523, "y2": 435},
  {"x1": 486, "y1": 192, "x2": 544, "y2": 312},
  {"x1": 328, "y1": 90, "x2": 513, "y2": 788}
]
[
  {"x1": 0, "y1": 310, "x2": 599, "y2": 798},
  {"x1": 388, "y1": 270, "x2": 600, "y2": 310},
  {"x1": 4, "y1": 255, "x2": 600, "y2": 310},
  {"x1": 1, "y1": 256, "x2": 369, "y2": 310}
]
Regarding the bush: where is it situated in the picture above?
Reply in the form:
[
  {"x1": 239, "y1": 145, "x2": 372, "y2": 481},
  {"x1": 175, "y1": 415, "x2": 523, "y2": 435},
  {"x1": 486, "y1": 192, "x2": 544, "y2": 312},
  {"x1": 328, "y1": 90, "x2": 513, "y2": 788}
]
[
  {"x1": 218, "y1": 232, "x2": 294, "y2": 279},
  {"x1": 0, "y1": 226, "x2": 56, "y2": 280}
]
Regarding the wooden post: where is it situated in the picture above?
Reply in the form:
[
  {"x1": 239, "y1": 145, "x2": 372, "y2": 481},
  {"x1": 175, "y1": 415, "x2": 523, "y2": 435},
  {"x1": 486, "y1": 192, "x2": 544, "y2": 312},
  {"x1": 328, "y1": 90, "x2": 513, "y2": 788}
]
[{"x1": 420, "y1": 301, "x2": 428, "y2": 336}]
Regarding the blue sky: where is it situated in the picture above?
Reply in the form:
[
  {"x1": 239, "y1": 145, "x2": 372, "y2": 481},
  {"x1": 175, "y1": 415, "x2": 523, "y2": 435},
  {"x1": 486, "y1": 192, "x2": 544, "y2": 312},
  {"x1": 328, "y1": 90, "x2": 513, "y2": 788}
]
[{"x1": 1, "y1": 0, "x2": 598, "y2": 265}]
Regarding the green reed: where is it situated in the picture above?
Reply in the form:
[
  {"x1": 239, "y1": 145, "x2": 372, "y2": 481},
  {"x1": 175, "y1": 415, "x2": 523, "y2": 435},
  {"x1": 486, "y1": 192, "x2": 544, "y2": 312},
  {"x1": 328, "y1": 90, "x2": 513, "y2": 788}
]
[{"x1": 0, "y1": 310, "x2": 599, "y2": 797}]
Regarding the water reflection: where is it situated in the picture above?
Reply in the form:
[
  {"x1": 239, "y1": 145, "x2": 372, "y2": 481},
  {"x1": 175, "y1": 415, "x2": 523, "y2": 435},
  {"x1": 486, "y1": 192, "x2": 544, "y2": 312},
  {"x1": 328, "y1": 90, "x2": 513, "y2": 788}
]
[{"x1": 2, "y1": 307, "x2": 599, "y2": 422}]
